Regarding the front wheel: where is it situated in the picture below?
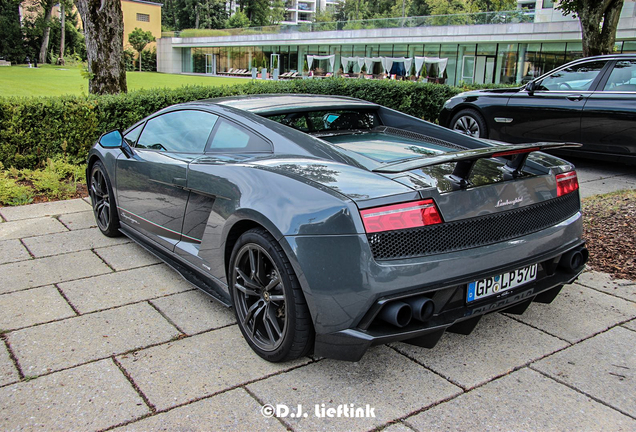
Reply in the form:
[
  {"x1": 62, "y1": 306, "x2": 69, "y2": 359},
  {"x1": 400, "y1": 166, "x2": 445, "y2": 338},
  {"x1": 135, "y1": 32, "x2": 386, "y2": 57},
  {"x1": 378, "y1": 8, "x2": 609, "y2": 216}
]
[
  {"x1": 89, "y1": 161, "x2": 121, "y2": 237},
  {"x1": 450, "y1": 109, "x2": 488, "y2": 139},
  {"x1": 229, "y1": 228, "x2": 314, "y2": 362}
]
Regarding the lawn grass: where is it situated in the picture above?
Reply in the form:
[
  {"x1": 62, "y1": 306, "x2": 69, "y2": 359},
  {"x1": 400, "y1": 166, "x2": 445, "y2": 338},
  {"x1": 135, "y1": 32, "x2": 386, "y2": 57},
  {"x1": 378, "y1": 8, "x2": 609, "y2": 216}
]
[{"x1": 0, "y1": 64, "x2": 249, "y2": 98}]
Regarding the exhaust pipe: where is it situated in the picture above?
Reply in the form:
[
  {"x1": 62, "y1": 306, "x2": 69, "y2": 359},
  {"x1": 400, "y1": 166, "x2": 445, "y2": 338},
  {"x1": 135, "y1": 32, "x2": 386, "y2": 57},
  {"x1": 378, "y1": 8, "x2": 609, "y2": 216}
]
[
  {"x1": 379, "y1": 301, "x2": 412, "y2": 328},
  {"x1": 559, "y1": 246, "x2": 589, "y2": 273},
  {"x1": 406, "y1": 296, "x2": 435, "y2": 322}
]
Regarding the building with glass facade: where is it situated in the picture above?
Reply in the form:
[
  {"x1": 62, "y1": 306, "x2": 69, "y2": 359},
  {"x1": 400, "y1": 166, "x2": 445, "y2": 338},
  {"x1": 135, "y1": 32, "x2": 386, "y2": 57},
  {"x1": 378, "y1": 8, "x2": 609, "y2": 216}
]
[{"x1": 157, "y1": 1, "x2": 636, "y2": 86}]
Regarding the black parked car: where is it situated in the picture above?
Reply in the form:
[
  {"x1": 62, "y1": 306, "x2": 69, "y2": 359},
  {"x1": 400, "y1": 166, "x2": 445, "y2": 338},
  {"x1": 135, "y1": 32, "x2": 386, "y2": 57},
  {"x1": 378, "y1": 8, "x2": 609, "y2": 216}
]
[
  {"x1": 440, "y1": 54, "x2": 636, "y2": 163},
  {"x1": 88, "y1": 95, "x2": 587, "y2": 363}
]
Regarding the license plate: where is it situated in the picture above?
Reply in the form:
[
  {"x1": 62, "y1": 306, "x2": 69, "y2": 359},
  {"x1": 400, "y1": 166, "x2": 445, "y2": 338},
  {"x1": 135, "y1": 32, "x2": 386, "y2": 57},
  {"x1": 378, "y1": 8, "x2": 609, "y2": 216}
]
[{"x1": 467, "y1": 264, "x2": 538, "y2": 303}]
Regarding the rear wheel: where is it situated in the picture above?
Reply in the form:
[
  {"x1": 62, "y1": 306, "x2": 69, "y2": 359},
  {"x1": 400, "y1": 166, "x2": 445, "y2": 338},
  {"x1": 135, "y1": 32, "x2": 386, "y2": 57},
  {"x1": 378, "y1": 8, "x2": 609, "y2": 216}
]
[
  {"x1": 90, "y1": 161, "x2": 121, "y2": 237},
  {"x1": 451, "y1": 109, "x2": 488, "y2": 138},
  {"x1": 229, "y1": 228, "x2": 314, "y2": 362}
]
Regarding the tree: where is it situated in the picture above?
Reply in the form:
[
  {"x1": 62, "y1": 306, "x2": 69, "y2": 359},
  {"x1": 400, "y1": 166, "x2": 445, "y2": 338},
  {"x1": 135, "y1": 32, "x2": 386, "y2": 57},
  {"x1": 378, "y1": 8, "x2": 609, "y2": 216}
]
[
  {"x1": 228, "y1": 9, "x2": 250, "y2": 27},
  {"x1": 269, "y1": 0, "x2": 284, "y2": 24},
  {"x1": 75, "y1": 0, "x2": 127, "y2": 94},
  {"x1": 0, "y1": 0, "x2": 26, "y2": 64},
  {"x1": 38, "y1": 0, "x2": 55, "y2": 64},
  {"x1": 128, "y1": 27, "x2": 155, "y2": 72},
  {"x1": 240, "y1": 0, "x2": 270, "y2": 26},
  {"x1": 557, "y1": 0, "x2": 625, "y2": 57}
]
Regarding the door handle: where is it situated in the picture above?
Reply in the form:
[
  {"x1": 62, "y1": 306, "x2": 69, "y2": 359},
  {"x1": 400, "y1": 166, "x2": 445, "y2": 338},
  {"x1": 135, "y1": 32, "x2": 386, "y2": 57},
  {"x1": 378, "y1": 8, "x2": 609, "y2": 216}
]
[
  {"x1": 172, "y1": 177, "x2": 187, "y2": 188},
  {"x1": 566, "y1": 94, "x2": 584, "y2": 101}
]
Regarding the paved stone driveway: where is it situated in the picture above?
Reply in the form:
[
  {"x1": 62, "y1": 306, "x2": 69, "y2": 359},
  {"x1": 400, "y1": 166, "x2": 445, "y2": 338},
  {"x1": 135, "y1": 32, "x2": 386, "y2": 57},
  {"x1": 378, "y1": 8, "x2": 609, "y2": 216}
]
[{"x1": 0, "y1": 161, "x2": 635, "y2": 431}]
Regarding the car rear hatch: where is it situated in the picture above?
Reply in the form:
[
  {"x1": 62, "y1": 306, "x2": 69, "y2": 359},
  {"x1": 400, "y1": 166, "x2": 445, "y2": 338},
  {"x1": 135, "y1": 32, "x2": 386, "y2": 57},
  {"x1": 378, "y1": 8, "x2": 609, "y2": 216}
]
[{"x1": 319, "y1": 129, "x2": 582, "y2": 261}]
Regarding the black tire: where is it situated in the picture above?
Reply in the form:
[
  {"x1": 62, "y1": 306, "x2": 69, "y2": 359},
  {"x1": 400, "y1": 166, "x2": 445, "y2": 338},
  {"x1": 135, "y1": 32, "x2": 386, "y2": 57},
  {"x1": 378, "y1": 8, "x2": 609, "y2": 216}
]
[
  {"x1": 450, "y1": 109, "x2": 488, "y2": 139},
  {"x1": 89, "y1": 161, "x2": 121, "y2": 237},
  {"x1": 229, "y1": 228, "x2": 314, "y2": 362}
]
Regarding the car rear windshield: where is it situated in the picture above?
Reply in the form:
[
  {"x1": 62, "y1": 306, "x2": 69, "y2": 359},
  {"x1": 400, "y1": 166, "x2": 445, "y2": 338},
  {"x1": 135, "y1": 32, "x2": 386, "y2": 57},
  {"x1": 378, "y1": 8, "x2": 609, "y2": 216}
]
[{"x1": 265, "y1": 110, "x2": 380, "y2": 134}]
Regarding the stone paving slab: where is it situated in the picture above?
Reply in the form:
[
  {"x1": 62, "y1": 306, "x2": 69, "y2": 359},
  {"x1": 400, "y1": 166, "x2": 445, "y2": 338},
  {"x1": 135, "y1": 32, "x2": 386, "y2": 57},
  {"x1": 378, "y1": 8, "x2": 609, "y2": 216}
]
[
  {"x1": 93, "y1": 242, "x2": 161, "y2": 271},
  {"x1": 579, "y1": 177, "x2": 636, "y2": 198},
  {"x1": 0, "y1": 359, "x2": 148, "y2": 430},
  {"x1": 405, "y1": 368, "x2": 636, "y2": 431},
  {"x1": 0, "y1": 250, "x2": 112, "y2": 294},
  {"x1": 505, "y1": 283, "x2": 636, "y2": 343},
  {"x1": 392, "y1": 313, "x2": 567, "y2": 390},
  {"x1": 0, "y1": 239, "x2": 31, "y2": 265},
  {"x1": 382, "y1": 422, "x2": 416, "y2": 432},
  {"x1": 625, "y1": 319, "x2": 636, "y2": 332},
  {"x1": 58, "y1": 210, "x2": 97, "y2": 231},
  {"x1": 577, "y1": 271, "x2": 636, "y2": 303},
  {"x1": 0, "y1": 343, "x2": 19, "y2": 387},
  {"x1": 114, "y1": 388, "x2": 286, "y2": 432},
  {"x1": 117, "y1": 326, "x2": 311, "y2": 411},
  {"x1": 0, "y1": 216, "x2": 67, "y2": 241},
  {"x1": 533, "y1": 326, "x2": 636, "y2": 418},
  {"x1": 247, "y1": 346, "x2": 462, "y2": 432},
  {"x1": 0, "y1": 285, "x2": 76, "y2": 331},
  {"x1": 150, "y1": 290, "x2": 235, "y2": 335},
  {"x1": 58, "y1": 264, "x2": 193, "y2": 314},
  {"x1": 0, "y1": 198, "x2": 90, "y2": 221},
  {"x1": 22, "y1": 227, "x2": 129, "y2": 258},
  {"x1": 8, "y1": 302, "x2": 181, "y2": 376}
]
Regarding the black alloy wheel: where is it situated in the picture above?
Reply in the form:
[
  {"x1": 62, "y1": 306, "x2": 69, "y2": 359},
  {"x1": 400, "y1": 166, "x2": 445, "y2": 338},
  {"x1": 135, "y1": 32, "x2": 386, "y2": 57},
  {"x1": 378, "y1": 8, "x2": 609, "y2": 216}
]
[
  {"x1": 90, "y1": 161, "x2": 120, "y2": 237},
  {"x1": 229, "y1": 228, "x2": 313, "y2": 362},
  {"x1": 451, "y1": 109, "x2": 487, "y2": 138}
]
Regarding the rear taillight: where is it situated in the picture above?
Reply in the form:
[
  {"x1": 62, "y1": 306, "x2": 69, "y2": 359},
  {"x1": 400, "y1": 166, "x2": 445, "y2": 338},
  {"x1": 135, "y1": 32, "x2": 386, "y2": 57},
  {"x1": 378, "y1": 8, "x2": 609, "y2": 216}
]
[
  {"x1": 556, "y1": 171, "x2": 579, "y2": 197},
  {"x1": 360, "y1": 199, "x2": 443, "y2": 233}
]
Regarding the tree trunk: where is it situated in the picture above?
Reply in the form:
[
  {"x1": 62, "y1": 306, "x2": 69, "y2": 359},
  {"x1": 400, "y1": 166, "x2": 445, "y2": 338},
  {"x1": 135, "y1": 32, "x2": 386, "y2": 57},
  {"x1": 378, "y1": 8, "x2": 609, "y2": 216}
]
[
  {"x1": 38, "y1": 0, "x2": 54, "y2": 64},
  {"x1": 139, "y1": 51, "x2": 142, "y2": 72},
  {"x1": 578, "y1": 0, "x2": 624, "y2": 57},
  {"x1": 57, "y1": 3, "x2": 65, "y2": 65},
  {"x1": 75, "y1": 0, "x2": 127, "y2": 94}
]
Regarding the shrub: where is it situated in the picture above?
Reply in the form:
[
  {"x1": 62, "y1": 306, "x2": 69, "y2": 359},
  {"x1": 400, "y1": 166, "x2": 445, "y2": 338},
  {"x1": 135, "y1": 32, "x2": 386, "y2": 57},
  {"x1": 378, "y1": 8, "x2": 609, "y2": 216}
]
[{"x1": 0, "y1": 78, "x2": 482, "y2": 169}]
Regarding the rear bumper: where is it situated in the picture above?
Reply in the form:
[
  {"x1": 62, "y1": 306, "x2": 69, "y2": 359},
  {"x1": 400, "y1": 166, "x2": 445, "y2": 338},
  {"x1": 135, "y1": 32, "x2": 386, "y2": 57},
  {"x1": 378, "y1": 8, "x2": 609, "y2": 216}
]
[
  {"x1": 283, "y1": 211, "x2": 585, "y2": 361},
  {"x1": 313, "y1": 247, "x2": 584, "y2": 361}
]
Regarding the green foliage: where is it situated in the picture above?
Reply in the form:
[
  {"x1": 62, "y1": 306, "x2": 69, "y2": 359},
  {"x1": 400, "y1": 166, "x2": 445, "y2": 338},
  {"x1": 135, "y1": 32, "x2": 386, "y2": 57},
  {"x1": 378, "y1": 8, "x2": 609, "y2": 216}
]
[
  {"x1": 128, "y1": 28, "x2": 156, "y2": 55},
  {"x1": 0, "y1": 78, "x2": 507, "y2": 170},
  {"x1": 0, "y1": 0, "x2": 27, "y2": 64},
  {"x1": 0, "y1": 156, "x2": 84, "y2": 205},
  {"x1": 228, "y1": 10, "x2": 250, "y2": 28}
]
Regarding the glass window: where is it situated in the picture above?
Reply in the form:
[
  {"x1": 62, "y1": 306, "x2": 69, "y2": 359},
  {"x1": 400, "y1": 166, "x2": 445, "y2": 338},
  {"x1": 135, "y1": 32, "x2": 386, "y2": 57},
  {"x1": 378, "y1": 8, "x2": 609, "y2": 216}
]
[
  {"x1": 136, "y1": 13, "x2": 149, "y2": 22},
  {"x1": 266, "y1": 110, "x2": 379, "y2": 133},
  {"x1": 622, "y1": 41, "x2": 636, "y2": 53},
  {"x1": 124, "y1": 123, "x2": 144, "y2": 146},
  {"x1": 603, "y1": 60, "x2": 636, "y2": 92},
  {"x1": 208, "y1": 119, "x2": 271, "y2": 152},
  {"x1": 537, "y1": 61, "x2": 607, "y2": 91},
  {"x1": 137, "y1": 110, "x2": 219, "y2": 153}
]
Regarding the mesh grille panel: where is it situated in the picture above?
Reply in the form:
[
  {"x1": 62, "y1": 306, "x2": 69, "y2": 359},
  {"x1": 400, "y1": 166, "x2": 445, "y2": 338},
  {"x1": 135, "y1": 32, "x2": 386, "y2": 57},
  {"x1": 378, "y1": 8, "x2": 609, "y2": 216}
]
[{"x1": 368, "y1": 193, "x2": 580, "y2": 260}]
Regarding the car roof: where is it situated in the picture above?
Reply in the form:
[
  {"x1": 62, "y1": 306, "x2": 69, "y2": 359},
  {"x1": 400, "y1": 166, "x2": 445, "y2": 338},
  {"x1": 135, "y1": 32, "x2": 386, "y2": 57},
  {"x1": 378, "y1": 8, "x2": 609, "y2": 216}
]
[
  {"x1": 568, "y1": 53, "x2": 636, "y2": 64},
  {"x1": 203, "y1": 94, "x2": 379, "y2": 115}
]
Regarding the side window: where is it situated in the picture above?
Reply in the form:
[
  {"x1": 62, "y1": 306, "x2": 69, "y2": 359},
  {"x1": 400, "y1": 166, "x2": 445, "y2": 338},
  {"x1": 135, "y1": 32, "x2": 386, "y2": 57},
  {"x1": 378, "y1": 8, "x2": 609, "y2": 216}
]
[
  {"x1": 123, "y1": 123, "x2": 144, "y2": 146},
  {"x1": 207, "y1": 119, "x2": 271, "y2": 152},
  {"x1": 137, "y1": 110, "x2": 219, "y2": 153},
  {"x1": 602, "y1": 60, "x2": 636, "y2": 92},
  {"x1": 537, "y1": 61, "x2": 607, "y2": 92}
]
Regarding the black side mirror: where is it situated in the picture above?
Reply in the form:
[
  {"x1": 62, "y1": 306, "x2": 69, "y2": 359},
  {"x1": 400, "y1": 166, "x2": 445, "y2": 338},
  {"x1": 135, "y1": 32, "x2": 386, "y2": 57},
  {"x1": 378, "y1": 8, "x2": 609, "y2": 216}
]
[
  {"x1": 526, "y1": 81, "x2": 537, "y2": 94},
  {"x1": 98, "y1": 130, "x2": 123, "y2": 148}
]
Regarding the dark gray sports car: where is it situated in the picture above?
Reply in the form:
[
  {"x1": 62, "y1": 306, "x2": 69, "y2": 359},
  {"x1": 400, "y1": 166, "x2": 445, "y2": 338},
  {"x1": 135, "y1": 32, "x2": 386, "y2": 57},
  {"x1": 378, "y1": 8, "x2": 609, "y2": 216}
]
[{"x1": 87, "y1": 94, "x2": 588, "y2": 362}]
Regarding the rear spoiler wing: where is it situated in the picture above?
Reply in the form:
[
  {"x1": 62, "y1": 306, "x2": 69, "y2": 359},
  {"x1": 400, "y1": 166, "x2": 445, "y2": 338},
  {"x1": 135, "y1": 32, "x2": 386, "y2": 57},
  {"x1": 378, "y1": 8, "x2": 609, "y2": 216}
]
[{"x1": 372, "y1": 142, "x2": 582, "y2": 189}]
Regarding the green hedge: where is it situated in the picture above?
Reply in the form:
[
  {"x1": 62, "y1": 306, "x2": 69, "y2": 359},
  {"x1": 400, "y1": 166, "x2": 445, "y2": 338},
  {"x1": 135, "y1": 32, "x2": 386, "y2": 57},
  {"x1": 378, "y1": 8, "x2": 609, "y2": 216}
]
[{"x1": 0, "y1": 78, "x2": 469, "y2": 169}]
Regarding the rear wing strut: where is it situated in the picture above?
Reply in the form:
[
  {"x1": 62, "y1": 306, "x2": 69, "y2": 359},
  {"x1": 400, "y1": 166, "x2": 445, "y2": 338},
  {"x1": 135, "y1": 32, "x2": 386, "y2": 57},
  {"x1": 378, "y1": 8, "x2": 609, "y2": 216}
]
[{"x1": 372, "y1": 142, "x2": 582, "y2": 190}]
